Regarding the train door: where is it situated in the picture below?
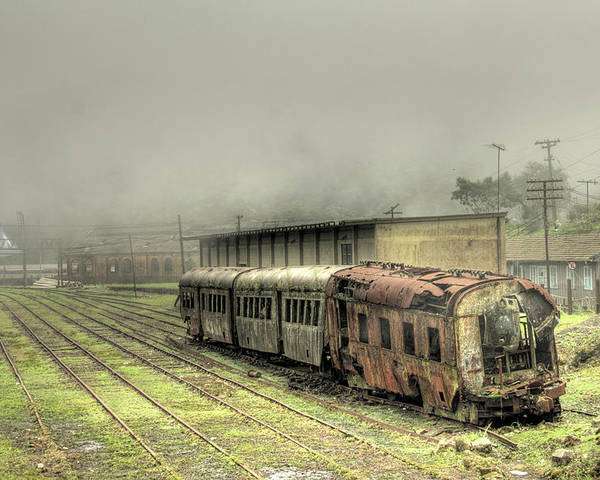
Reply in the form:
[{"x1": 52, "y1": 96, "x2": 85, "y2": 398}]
[{"x1": 277, "y1": 290, "x2": 284, "y2": 352}]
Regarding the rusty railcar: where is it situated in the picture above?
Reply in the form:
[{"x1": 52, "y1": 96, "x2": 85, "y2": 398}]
[
  {"x1": 179, "y1": 263, "x2": 565, "y2": 424},
  {"x1": 180, "y1": 267, "x2": 253, "y2": 342},
  {"x1": 326, "y1": 263, "x2": 564, "y2": 424}
]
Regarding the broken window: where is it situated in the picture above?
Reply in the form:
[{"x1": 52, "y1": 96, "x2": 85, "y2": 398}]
[
  {"x1": 428, "y1": 327, "x2": 441, "y2": 362},
  {"x1": 358, "y1": 313, "x2": 369, "y2": 343},
  {"x1": 299, "y1": 299, "x2": 306, "y2": 324},
  {"x1": 292, "y1": 299, "x2": 298, "y2": 323},
  {"x1": 313, "y1": 301, "x2": 320, "y2": 326},
  {"x1": 380, "y1": 318, "x2": 391, "y2": 349},
  {"x1": 403, "y1": 322, "x2": 415, "y2": 356}
]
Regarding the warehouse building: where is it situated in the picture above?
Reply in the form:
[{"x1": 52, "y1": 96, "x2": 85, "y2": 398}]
[{"x1": 183, "y1": 213, "x2": 507, "y2": 274}]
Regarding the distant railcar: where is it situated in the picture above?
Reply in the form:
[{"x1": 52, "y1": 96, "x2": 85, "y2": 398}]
[{"x1": 179, "y1": 263, "x2": 565, "y2": 424}]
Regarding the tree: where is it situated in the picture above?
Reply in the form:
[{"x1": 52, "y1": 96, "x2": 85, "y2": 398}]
[{"x1": 451, "y1": 161, "x2": 570, "y2": 232}]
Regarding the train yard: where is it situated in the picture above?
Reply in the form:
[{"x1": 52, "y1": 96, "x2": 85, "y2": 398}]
[{"x1": 1, "y1": 288, "x2": 599, "y2": 479}]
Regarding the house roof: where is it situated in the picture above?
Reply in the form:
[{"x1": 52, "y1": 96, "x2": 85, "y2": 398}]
[{"x1": 506, "y1": 232, "x2": 600, "y2": 262}]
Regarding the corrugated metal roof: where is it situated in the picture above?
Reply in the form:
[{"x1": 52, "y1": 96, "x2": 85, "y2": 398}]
[{"x1": 506, "y1": 233, "x2": 600, "y2": 262}]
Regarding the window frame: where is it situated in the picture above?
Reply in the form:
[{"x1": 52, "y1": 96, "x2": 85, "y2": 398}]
[
  {"x1": 379, "y1": 317, "x2": 391, "y2": 350},
  {"x1": 427, "y1": 326, "x2": 441, "y2": 362},
  {"x1": 402, "y1": 322, "x2": 415, "y2": 356},
  {"x1": 358, "y1": 313, "x2": 369, "y2": 344},
  {"x1": 583, "y1": 265, "x2": 593, "y2": 291}
]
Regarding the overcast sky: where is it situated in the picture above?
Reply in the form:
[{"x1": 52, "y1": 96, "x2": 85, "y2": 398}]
[{"x1": 2, "y1": 0, "x2": 600, "y2": 230}]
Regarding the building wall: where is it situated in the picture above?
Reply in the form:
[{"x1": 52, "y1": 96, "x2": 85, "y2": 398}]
[
  {"x1": 66, "y1": 253, "x2": 182, "y2": 284},
  {"x1": 196, "y1": 215, "x2": 504, "y2": 273},
  {"x1": 374, "y1": 216, "x2": 505, "y2": 273}
]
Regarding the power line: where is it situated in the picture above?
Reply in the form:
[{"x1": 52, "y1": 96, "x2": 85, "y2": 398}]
[
  {"x1": 526, "y1": 179, "x2": 564, "y2": 289},
  {"x1": 486, "y1": 143, "x2": 506, "y2": 213}
]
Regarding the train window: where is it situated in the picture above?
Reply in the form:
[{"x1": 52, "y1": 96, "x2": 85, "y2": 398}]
[
  {"x1": 292, "y1": 299, "x2": 298, "y2": 323},
  {"x1": 266, "y1": 298, "x2": 272, "y2": 320},
  {"x1": 358, "y1": 313, "x2": 369, "y2": 343},
  {"x1": 285, "y1": 299, "x2": 291, "y2": 322},
  {"x1": 243, "y1": 297, "x2": 248, "y2": 317},
  {"x1": 313, "y1": 301, "x2": 320, "y2": 326},
  {"x1": 299, "y1": 300, "x2": 306, "y2": 324},
  {"x1": 428, "y1": 327, "x2": 441, "y2": 362},
  {"x1": 380, "y1": 318, "x2": 391, "y2": 349},
  {"x1": 254, "y1": 297, "x2": 260, "y2": 319},
  {"x1": 202, "y1": 293, "x2": 206, "y2": 310},
  {"x1": 236, "y1": 297, "x2": 240, "y2": 316},
  {"x1": 222, "y1": 295, "x2": 226, "y2": 314},
  {"x1": 403, "y1": 322, "x2": 415, "y2": 356},
  {"x1": 190, "y1": 293, "x2": 195, "y2": 309},
  {"x1": 305, "y1": 301, "x2": 312, "y2": 325}
]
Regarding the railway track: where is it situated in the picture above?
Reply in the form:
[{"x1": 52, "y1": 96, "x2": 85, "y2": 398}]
[
  {"x1": 31, "y1": 289, "x2": 518, "y2": 450},
  {"x1": 0, "y1": 296, "x2": 263, "y2": 480},
  {"x1": 47, "y1": 289, "x2": 180, "y2": 318},
  {"x1": 6, "y1": 295, "x2": 359, "y2": 479},
  {"x1": 9, "y1": 291, "x2": 456, "y2": 480}
]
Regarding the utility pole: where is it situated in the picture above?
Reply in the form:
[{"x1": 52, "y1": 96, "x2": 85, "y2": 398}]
[
  {"x1": 128, "y1": 233, "x2": 137, "y2": 298},
  {"x1": 383, "y1": 203, "x2": 402, "y2": 219},
  {"x1": 16, "y1": 211, "x2": 26, "y2": 286},
  {"x1": 57, "y1": 238, "x2": 63, "y2": 287},
  {"x1": 534, "y1": 138, "x2": 560, "y2": 223},
  {"x1": 577, "y1": 179, "x2": 598, "y2": 215},
  {"x1": 527, "y1": 179, "x2": 564, "y2": 289},
  {"x1": 236, "y1": 215, "x2": 244, "y2": 232},
  {"x1": 177, "y1": 214, "x2": 186, "y2": 275},
  {"x1": 487, "y1": 143, "x2": 506, "y2": 213}
]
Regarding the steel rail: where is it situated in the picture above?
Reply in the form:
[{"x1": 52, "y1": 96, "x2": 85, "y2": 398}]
[
  {"x1": 58, "y1": 289, "x2": 180, "y2": 315},
  {"x1": 0, "y1": 296, "x2": 263, "y2": 480},
  {"x1": 45, "y1": 294, "x2": 184, "y2": 335},
  {"x1": 15, "y1": 295, "x2": 358, "y2": 480},
  {"x1": 17, "y1": 292, "x2": 446, "y2": 479},
  {"x1": 0, "y1": 334, "x2": 46, "y2": 432},
  {"x1": 48, "y1": 289, "x2": 181, "y2": 320},
  {"x1": 0, "y1": 300, "x2": 181, "y2": 480}
]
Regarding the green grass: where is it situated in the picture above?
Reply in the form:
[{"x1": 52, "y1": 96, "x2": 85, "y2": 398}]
[{"x1": 557, "y1": 311, "x2": 592, "y2": 332}]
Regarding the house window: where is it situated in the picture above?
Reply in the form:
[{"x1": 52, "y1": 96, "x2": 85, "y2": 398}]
[
  {"x1": 566, "y1": 266, "x2": 576, "y2": 287},
  {"x1": 428, "y1": 327, "x2": 441, "y2": 362},
  {"x1": 549, "y1": 265, "x2": 558, "y2": 289},
  {"x1": 340, "y1": 243, "x2": 353, "y2": 265},
  {"x1": 358, "y1": 313, "x2": 369, "y2": 343},
  {"x1": 403, "y1": 322, "x2": 415, "y2": 356},
  {"x1": 584, "y1": 265, "x2": 593, "y2": 291},
  {"x1": 380, "y1": 318, "x2": 391, "y2": 349}
]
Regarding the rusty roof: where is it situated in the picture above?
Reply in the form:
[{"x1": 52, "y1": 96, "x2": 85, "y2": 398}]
[
  {"x1": 506, "y1": 232, "x2": 600, "y2": 262},
  {"x1": 329, "y1": 263, "x2": 509, "y2": 312}
]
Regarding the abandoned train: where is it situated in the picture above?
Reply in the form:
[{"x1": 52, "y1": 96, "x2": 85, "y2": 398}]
[{"x1": 179, "y1": 262, "x2": 565, "y2": 424}]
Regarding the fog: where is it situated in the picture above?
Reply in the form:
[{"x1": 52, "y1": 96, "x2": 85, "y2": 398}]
[{"x1": 2, "y1": 0, "x2": 600, "y2": 231}]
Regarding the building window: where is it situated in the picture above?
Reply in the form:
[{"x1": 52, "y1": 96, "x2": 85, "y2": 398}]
[
  {"x1": 123, "y1": 258, "x2": 132, "y2": 273},
  {"x1": 164, "y1": 257, "x2": 173, "y2": 274},
  {"x1": 566, "y1": 265, "x2": 576, "y2": 287},
  {"x1": 428, "y1": 327, "x2": 441, "y2": 362},
  {"x1": 549, "y1": 265, "x2": 558, "y2": 289},
  {"x1": 380, "y1": 318, "x2": 391, "y2": 349},
  {"x1": 340, "y1": 243, "x2": 353, "y2": 265},
  {"x1": 109, "y1": 260, "x2": 118, "y2": 273},
  {"x1": 150, "y1": 258, "x2": 160, "y2": 274},
  {"x1": 358, "y1": 313, "x2": 369, "y2": 343},
  {"x1": 584, "y1": 265, "x2": 593, "y2": 291},
  {"x1": 403, "y1": 322, "x2": 415, "y2": 356}
]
